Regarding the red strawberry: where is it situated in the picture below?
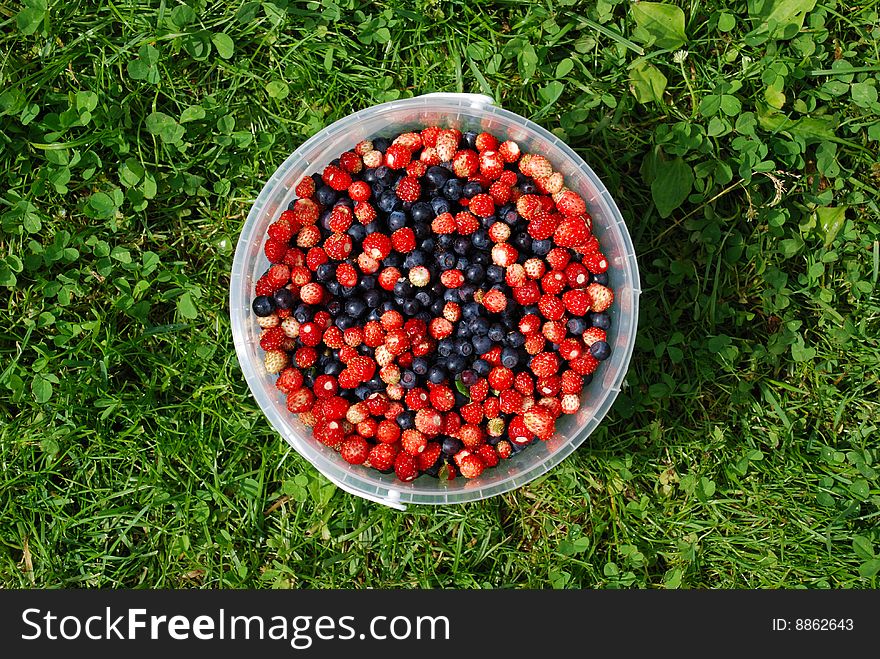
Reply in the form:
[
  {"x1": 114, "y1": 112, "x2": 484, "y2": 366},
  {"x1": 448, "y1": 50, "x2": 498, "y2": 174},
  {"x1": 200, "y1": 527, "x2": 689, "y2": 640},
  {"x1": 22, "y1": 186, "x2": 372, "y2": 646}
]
[
  {"x1": 488, "y1": 222, "x2": 511, "y2": 243},
  {"x1": 381, "y1": 309, "x2": 404, "y2": 330},
  {"x1": 319, "y1": 395, "x2": 350, "y2": 420},
  {"x1": 401, "y1": 429, "x2": 428, "y2": 456},
  {"x1": 440, "y1": 270, "x2": 464, "y2": 288},
  {"x1": 268, "y1": 218, "x2": 295, "y2": 243},
  {"x1": 495, "y1": 440, "x2": 513, "y2": 459},
  {"x1": 295, "y1": 177, "x2": 316, "y2": 198},
  {"x1": 405, "y1": 388, "x2": 430, "y2": 411},
  {"x1": 560, "y1": 393, "x2": 580, "y2": 415},
  {"x1": 356, "y1": 253, "x2": 380, "y2": 274},
  {"x1": 414, "y1": 408, "x2": 443, "y2": 436},
  {"x1": 313, "y1": 419, "x2": 345, "y2": 448},
  {"x1": 259, "y1": 326, "x2": 287, "y2": 351},
  {"x1": 475, "y1": 444, "x2": 500, "y2": 467},
  {"x1": 488, "y1": 366, "x2": 514, "y2": 391},
  {"x1": 348, "y1": 180, "x2": 371, "y2": 202},
  {"x1": 299, "y1": 282, "x2": 325, "y2": 305},
  {"x1": 354, "y1": 201, "x2": 377, "y2": 224},
  {"x1": 304, "y1": 247, "x2": 326, "y2": 271},
  {"x1": 505, "y1": 264, "x2": 527, "y2": 288},
  {"x1": 545, "y1": 247, "x2": 571, "y2": 271},
  {"x1": 482, "y1": 288, "x2": 507, "y2": 313},
  {"x1": 468, "y1": 193, "x2": 495, "y2": 218},
  {"x1": 362, "y1": 150, "x2": 382, "y2": 168},
  {"x1": 322, "y1": 164, "x2": 352, "y2": 191},
  {"x1": 469, "y1": 379, "x2": 489, "y2": 402},
  {"x1": 384, "y1": 144, "x2": 412, "y2": 169},
  {"x1": 565, "y1": 262, "x2": 590, "y2": 288},
  {"x1": 475, "y1": 132, "x2": 499, "y2": 152},
  {"x1": 542, "y1": 320, "x2": 567, "y2": 344},
  {"x1": 537, "y1": 172, "x2": 564, "y2": 195},
  {"x1": 553, "y1": 216, "x2": 590, "y2": 248},
  {"x1": 297, "y1": 321, "x2": 323, "y2": 347},
  {"x1": 489, "y1": 181, "x2": 511, "y2": 204},
  {"x1": 586, "y1": 283, "x2": 614, "y2": 312},
  {"x1": 491, "y1": 243, "x2": 518, "y2": 267},
  {"x1": 442, "y1": 410, "x2": 462, "y2": 436},
  {"x1": 527, "y1": 212, "x2": 559, "y2": 240},
  {"x1": 286, "y1": 387, "x2": 315, "y2": 413},
  {"x1": 378, "y1": 267, "x2": 402, "y2": 291},
  {"x1": 343, "y1": 326, "x2": 363, "y2": 347},
  {"x1": 417, "y1": 441, "x2": 442, "y2": 471},
  {"x1": 460, "y1": 401, "x2": 483, "y2": 425},
  {"x1": 443, "y1": 302, "x2": 461, "y2": 322},
  {"x1": 376, "y1": 419, "x2": 401, "y2": 444},
  {"x1": 569, "y1": 354, "x2": 599, "y2": 375},
  {"x1": 538, "y1": 294, "x2": 565, "y2": 320},
  {"x1": 429, "y1": 317, "x2": 454, "y2": 340},
  {"x1": 507, "y1": 415, "x2": 531, "y2": 445},
  {"x1": 455, "y1": 211, "x2": 480, "y2": 235},
  {"x1": 391, "y1": 227, "x2": 416, "y2": 253},
  {"x1": 531, "y1": 352, "x2": 560, "y2": 378},
  {"x1": 537, "y1": 375, "x2": 561, "y2": 397},
  {"x1": 263, "y1": 349, "x2": 288, "y2": 374},
  {"x1": 338, "y1": 151, "x2": 362, "y2": 174},
  {"x1": 581, "y1": 327, "x2": 607, "y2": 347},
  {"x1": 266, "y1": 264, "x2": 290, "y2": 288},
  {"x1": 541, "y1": 270, "x2": 567, "y2": 295},
  {"x1": 294, "y1": 347, "x2": 317, "y2": 368},
  {"x1": 335, "y1": 262, "x2": 358, "y2": 287},
  {"x1": 419, "y1": 147, "x2": 440, "y2": 165},
  {"x1": 434, "y1": 131, "x2": 458, "y2": 162},
  {"x1": 523, "y1": 406, "x2": 555, "y2": 440},
  {"x1": 583, "y1": 251, "x2": 609, "y2": 274},
  {"x1": 290, "y1": 265, "x2": 311, "y2": 286},
  {"x1": 366, "y1": 443, "x2": 397, "y2": 471},
  {"x1": 458, "y1": 424, "x2": 484, "y2": 449},
  {"x1": 516, "y1": 193, "x2": 543, "y2": 220},
  {"x1": 498, "y1": 140, "x2": 520, "y2": 163},
  {"x1": 562, "y1": 289, "x2": 591, "y2": 316},
  {"x1": 528, "y1": 155, "x2": 553, "y2": 179},
  {"x1": 420, "y1": 126, "x2": 441, "y2": 148},
  {"x1": 453, "y1": 150, "x2": 479, "y2": 177},
  {"x1": 555, "y1": 190, "x2": 587, "y2": 216},
  {"x1": 429, "y1": 385, "x2": 455, "y2": 412},
  {"x1": 499, "y1": 389, "x2": 524, "y2": 414},
  {"x1": 479, "y1": 150, "x2": 504, "y2": 179},
  {"x1": 363, "y1": 233, "x2": 392, "y2": 260},
  {"x1": 396, "y1": 176, "x2": 421, "y2": 202},
  {"x1": 255, "y1": 275, "x2": 276, "y2": 296},
  {"x1": 341, "y1": 436, "x2": 370, "y2": 465},
  {"x1": 558, "y1": 338, "x2": 584, "y2": 361},
  {"x1": 523, "y1": 258, "x2": 546, "y2": 280},
  {"x1": 458, "y1": 453, "x2": 485, "y2": 479},
  {"x1": 384, "y1": 328, "x2": 410, "y2": 355},
  {"x1": 561, "y1": 370, "x2": 583, "y2": 394},
  {"x1": 275, "y1": 367, "x2": 304, "y2": 394},
  {"x1": 324, "y1": 233, "x2": 353, "y2": 260},
  {"x1": 524, "y1": 333, "x2": 546, "y2": 355},
  {"x1": 264, "y1": 238, "x2": 288, "y2": 263},
  {"x1": 432, "y1": 212, "x2": 456, "y2": 234}
]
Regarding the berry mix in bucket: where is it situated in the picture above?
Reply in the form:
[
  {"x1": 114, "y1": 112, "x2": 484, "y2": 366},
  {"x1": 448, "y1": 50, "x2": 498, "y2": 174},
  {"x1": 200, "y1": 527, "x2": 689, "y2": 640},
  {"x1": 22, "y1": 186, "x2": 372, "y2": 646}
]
[{"x1": 251, "y1": 126, "x2": 615, "y2": 482}]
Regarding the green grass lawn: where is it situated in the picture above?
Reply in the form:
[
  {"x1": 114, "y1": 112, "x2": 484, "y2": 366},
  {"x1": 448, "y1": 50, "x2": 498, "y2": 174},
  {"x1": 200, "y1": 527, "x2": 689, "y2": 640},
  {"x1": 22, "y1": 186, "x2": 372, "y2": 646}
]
[{"x1": 1, "y1": 0, "x2": 879, "y2": 589}]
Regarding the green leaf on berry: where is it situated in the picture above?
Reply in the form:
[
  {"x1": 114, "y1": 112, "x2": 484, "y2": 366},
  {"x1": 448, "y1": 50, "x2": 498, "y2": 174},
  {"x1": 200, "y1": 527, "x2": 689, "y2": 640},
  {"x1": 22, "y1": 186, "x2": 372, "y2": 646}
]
[{"x1": 455, "y1": 378, "x2": 470, "y2": 400}]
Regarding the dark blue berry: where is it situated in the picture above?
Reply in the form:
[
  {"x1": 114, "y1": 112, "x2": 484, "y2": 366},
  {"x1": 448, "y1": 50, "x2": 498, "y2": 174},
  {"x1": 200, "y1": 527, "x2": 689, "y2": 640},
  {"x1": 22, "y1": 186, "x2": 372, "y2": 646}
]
[
  {"x1": 363, "y1": 222, "x2": 380, "y2": 235},
  {"x1": 358, "y1": 275, "x2": 376, "y2": 291},
  {"x1": 402, "y1": 299, "x2": 420, "y2": 316},
  {"x1": 590, "y1": 340, "x2": 611, "y2": 361},
  {"x1": 500, "y1": 347, "x2": 519, "y2": 368},
  {"x1": 325, "y1": 360, "x2": 344, "y2": 377},
  {"x1": 378, "y1": 189, "x2": 400, "y2": 213},
  {"x1": 293, "y1": 305, "x2": 312, "y2": 323},
  {"x1": 404, "y1": 250, "x2": 427, "y2": 268},
  {"x1": 567, "y1": 317, "x2": 588, "y2": 335},
  {"x1": 486, "y1": 265, "x2": 504, "y2": 283},
  {"x1": 400, "y1": 369, "x2": 418, "y2": 389},
  {"x1": 412, "y1": 357, "x2": 429, "y2": 375},
  {"x1": 428, "y1": 366, "x2": 447, "y2": 384},
  {"x1": 384, "y1": 252, "x2": 403, "y2": 268},
  {"x1": 532, "y1": 239, "x2": 552, "y2": 256},
  {"x1": 345, "y1": 299, "x2": 366, "y2": 317},
  {"x1": 462, "y1": 303, "x2": 480, "y2": 320},
  {"x1": 252, "y1": 295, "x2": 275, "y2": 317},
  {"x1": 447, "y1": 355, "x2": 466, "y2": 373},
  {"x1": 431, "y1": 196, "x2": 451, "y2": 216},
  {"x1": 326, "y1": 299, "x2": 342, "y2": 316},
  {"x1": 398, "y1": 411, "x2": 415, "y2": 429},
  {"x1": 415, "y1": 290, "x2": 432, "y2": 307},
  {"x1": 388, "y1": 210, "x2": 407, "y2": 231},
  {"x1": 465, "y1": 264, "x2": 484, "y2": 283},
  {"x1": 472, "y1": 230, "x2": 490, "y2": 250},
  {"x1": 441, "y1": 437, "x2": 464, "y2": 456},
  {"x1": 373, "y1": 138, "x2": 391, "y2": 153},
  {"x1": 591, "y1": 272, "x2": 610, "y2": 286},
  {"x1": 413, "y1": 222, "x2": 431, "y2": 241},
  {"x1": 362, "y1": 168, "x2": 377, "y2": 183},
  {"x1": 437, "y1": 252, "x2": 456, "y2": 269},
  {"x1": 520, "y1": 180, "x2": 538, "y2": 194},
  {"x1": 462, "y1": 131, "x2": 478, "y2": 149},
  {"x1": 453, "y1": 237, "x2": 471, "y2": 255},
  {"x1": 438, "y1": 338, "x2": 454, "y2": 357},
  {"x1": 472, "y1": 334, "x2": 492, "y2": 355},
  {"x1": 512, "y1": 232, "x2": 532, "y2": 253},
  {"x1": 347, "y1": 223, "x2": 366, "y2": 241},
  {"x1": 335, "y1": 315, "x2": 355, "y2": 330},
  {"x1": 488, "y1": 324, "x2": 505, "y2": 342},
  {"x1": 273, "y1": 288, "x2": 294, "y2": 310},
  {"x1": 437, "y1": 234, "x2": 454, "y2": 249},
  {"x1": 590, "y1": 312, "x2": 611, "y2": 330},
  {"x1": 457, "y1": 339, "x2": 474, "y2": 357},
  {"x1": 505, "y1": 331, "x2": 525, "y2": 348},
  {"x1": 316, "y1": 263, "x2": 335, "y2": 282},
  {"x1": 472, "y1": 358, "x2": 490, "y2": 376},
  {"x1": 411, "y1": 202, "x2": 433, "y2": 223},
  {"x1": 340, "y1": 285, "x2": 357, "y2": 298},
  {"x1": 315, "y1": 185, "x2": 337, "y2": 206},
  {"x1": 426, "y1": 166, "x2": 450, "y2": 187},
  {"x1": 354, "y1": 385, "x2": 371, "y2": 400},
  {"x1": 443, "y1": 179, "x2": 463, "y2": 201},
  {"x1": 462, "y1": 181, "x2": 483, "y2": 197},
  {"x1": 461, "y1": 369, "x2": 478, "y2": 386}
]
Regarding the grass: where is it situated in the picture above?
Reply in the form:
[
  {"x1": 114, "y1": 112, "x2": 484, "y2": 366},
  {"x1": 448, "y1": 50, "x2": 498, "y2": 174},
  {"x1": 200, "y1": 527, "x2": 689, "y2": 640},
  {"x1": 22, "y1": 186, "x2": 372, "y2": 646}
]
[{"x1": 1, "y1": 0, "x2": 879, "y2": 589}]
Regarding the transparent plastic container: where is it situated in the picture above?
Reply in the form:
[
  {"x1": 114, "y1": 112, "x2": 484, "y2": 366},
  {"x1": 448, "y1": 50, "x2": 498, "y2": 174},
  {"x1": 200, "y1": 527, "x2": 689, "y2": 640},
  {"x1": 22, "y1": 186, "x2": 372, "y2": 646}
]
[{"x1": 230, "y1": 93, "x2": 641, "y2": 510}]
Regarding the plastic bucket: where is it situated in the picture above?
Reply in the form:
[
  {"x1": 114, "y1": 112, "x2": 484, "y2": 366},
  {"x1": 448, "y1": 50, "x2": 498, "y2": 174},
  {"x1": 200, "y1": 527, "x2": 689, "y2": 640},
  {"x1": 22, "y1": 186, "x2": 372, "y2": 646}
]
[{"x1": 230, "y1": 93, "x2": 641, "y2": 510}]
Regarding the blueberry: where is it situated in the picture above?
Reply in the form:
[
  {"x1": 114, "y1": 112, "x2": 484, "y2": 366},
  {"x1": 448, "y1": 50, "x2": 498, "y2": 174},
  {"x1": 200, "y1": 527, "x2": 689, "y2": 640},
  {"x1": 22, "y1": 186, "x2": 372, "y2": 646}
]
[
  {"x1": 441, "y1": 437, "x2": 464, "y2": 456},
  {"x1": 486, "y1": 265, "x2": 504, "y2": 283},
  {"x1": 364, "y1": 222, "x2": 380, "y2": 235},
  {"x1": 505, "y1": 331, "x2": 525, "y2": 348},
  {"x1": 384, "y1": 252, "x2": 404, "y2": 268},
  {"x1": 400, "y1": 369, "x2": 418, "y2": 389},
  {"x1": 500, "y1": 347, "x2": 519, "y2": 368},
  {"x1": 591, "y1": 272, "x2": 610, "y2": 286},
  {"x1": 488, "y1": 324, "x2": 505, "y2": 342},
  {"x1": 378, "y1": 189, "x2": 400, "y2": 213},
  {"x1": 532, "y1": 239, "x2": 552, "y2": 256},
  {"x1": 443, "y1": 179, "x2": 463, "y2": 201},
  {"x1": 472, "y1": 334, "x2": 492, "y2": 355},
  {"x1": 462, "y1": 303, "x2": 480, "y2": 320},
  {"x1": 354, "y1": 385, "x2": 371, "y2": 400},
  {"x1": 428, "y1": 366, "x2": 447, "y2": 384},
  {"x1": 437, "y1": 233, "x2": 454, "y2": 249},
  {"x1": 359, "y1": 275, "x2": 376, "y2": 291},
  {"x1": 388, "y1": 210, "x2": 408, "y2": 231},
  {"x1": 472, "y1": 230, "x2": 490, "y2": 250},
  {"x1": 415, "y1": 290, "x2": 432, "y2": 307},
  {"x1": 447, "y1": 355, "x2": 466, "y2": 374},
  {"x1": 421, "y1": 238, "x2": 436, "y2": 252},
  {"x1": 453, "y1": 237, "x2": 471, "y2": 255},
  {"x1": 316, "y1": 263, "x2": 335, "y2": 282},
  {"x1": 590, "y1": 340, "x2": 612, "y2": 361},
  {"x1": 252, "y1": 295, "x2": 275, "y2": 317},
  {"x1": 437, "y1": 252, "x2": 456, "y2": 269},
  {"x1": 326, "y1": 299, "x2": 342, "y2": 316},
  {"x1": 470, "y1": 317, "x2": 490, "y2": 334},
  {"x1": 326, "y1": 281, "x2": 342, "y2": 296},
  {"x1": 404, "y1": 250, "x2": 427, "y2": 269},
  {"x1": 416, "y1": 310, "x2": 432, "y2": 324},
  {"x1": 512, "y1": 232, "x2": 532, "y2": 253},
  {"x1": 429, "y1": 299, "x2": 444, "y2": 316},
  {"x1": 431, "y1": 196, "x2": 451, "y2": 216},
  {"x1": 340, "y1": 285, "x2": 358, "y2": 298},
  {"x1": 438, "y1": 338, "x2": 455, "y2": 357},
  {"x1": 319, "y1": 210, "x2": 333, "y2": 232},
  {"x1": 381, "y1": 300, "x2": 396, "y2": 312},
  {"x1": 567, "y1": 317, "x2": 588, "y2": 335},
  {"x1": 458, "y1": 284, "x2": 476, "y2": 303},
  {"x1": 412, "y1": 357, "x2": 429, "y2": 375},
  {"x1": 345, "y1": 299, "x2": 366, "y2": 317},
  {"x1": 461, "y1": 370, "x2": 477, "y2": 386},
  {"x1": 335, "y1": 315, "x2": 355, "y2": 330},
  {"x1": 371, "y1": 182, "x2": 386, "y2": 198},
  {"x1": 273, "y1": 288, "x2": 295, "y2": 310},
  {"x1": 462, "y1": 131, "x2": 478, "y2": 149},
  {"x1": 325, "y1": 360, "x2": 344, "y2": 377},
  {"x1": 402, "y1": 299, "x2": 420, "y2": 315},
  {"x1": 362, "y1": 168, "x2": 377, "y2": 184},
  {"x1": 373, "y1": 138, "x2": 391, "y2": 153},
  {"x1": 348, "y1": 223, "x2": 366, "y2": 241},
  {"x1": 366, "y1": 308, "x2": 382, "y2": 322},
  {"x1": 315, "y1": 185, "x2": 337, "y2": 206},
  {"x1": 456, "y1": 256, "x2": 471, "y2": 271},
  {"x1": 293, "y1": 305, "x2": 312, "y2": 323},
  {"x1": 394, "y1": 279, "x2": 414, "y2": 298},
  {"x1": 520, "y1": 180, "x2": 538, "y2": 195},
  {"x1": 398, "y1": 411, "x2": 415, "y2": 430},
  {"x1": 462, "y1": 181, "x2": 483, "y2": 197},
  {"x1": 413, "y1": 222, "x2": 431, "y2": 241},
  {"x1": 590, "y1": 312, "x2": 611, "y2": 330},
  {"x1": 411, "y1": 202, "x2": 433, "y2": 223},
  {"x1": 426, "y1": 166, "x2": 450, "y2": 187},
  {"x1": 456, "y1": 323, "x2": 471, "y2": 339},
  {"x1": 334, "y1": 196, "x2": 353, "y2": 209},
  {"x1": 472, "y1": 358, "x2": 490, "y2": 376},
  {"x1": 443, "y1": 289, "x2": 458, "y2": 303}
]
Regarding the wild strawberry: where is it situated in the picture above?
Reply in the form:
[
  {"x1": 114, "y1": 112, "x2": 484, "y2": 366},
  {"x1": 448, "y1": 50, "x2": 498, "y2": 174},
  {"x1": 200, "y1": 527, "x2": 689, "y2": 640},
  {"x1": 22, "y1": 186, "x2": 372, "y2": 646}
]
[
  {"x1": 349, "y1": 356, "x2": 377, "y2": 382},
  {"x1": 468, "y1": 193, "x2": 495, "y2": 218},
  {"x1": 362, "y1": 150, "x2": 383, "y2": 168},
  {"x1": 384, "y1": 328, "x2": 410, "y2": 355},
  {"x1": 443, "y1": 302, "x2": 461, "y2": 322},
  {"x1": 440, "y1": 270, "x2": 464, "y2": 288},
  {"x1": 357, "y1": 252, "x2": 380, "y2": 274},
  {"x1": 482, "y1": 288, "x2": 507, "y2": 313},
  {"x1": 294, "y1": 347, "x2": 317, "y2": 368},
  {"x1": 312, "y1": 419, "x2": 345, "y2": 449},
  {"x1": 472, "y1": 132, "x2": 496, "y2": 152},
  {"x1": 507, "y1": 281, "x2": 536, "y2": 308},
  {"x1": 420, "y1": 126, "x2": 441, "y2": 147},
  {"x1": 537, "y1": 375, "x2": 562, "y2": 397},
  {"x1": 488, "y1": 221, "x2": 511, "y2": 243},
  {"x1": 268, "y1": 218, "x2": 295, "y2": 243},
  {"x1": 344, "y1": 180, "x2": 371, "y2": 203},
  {"x1": 391, "y1": 227, "x2": 416, "y2": 253},
  {"x1": 412, "y1": 338, "x2": 435, "y2": 357},
  {"x1": 355, "y1": 140, "x2": 374, "y2": 156},
  {"x1": 255, "y1": 275, "x2": 276, "y2": 296},
  {"x1": 265, "y1": 265, "x2": 289, "y2": 289},
  {"x1": 562, "y1": 289, "x2": 591, "y2": 316},
  {"x1": 323, "y1": 233, "x2": 352, "y2": 260},
  {"x1": 491, "y1": 243, "x2": 518, "y2": 267},
  {"x1": 380, "y1": 309, "x2": 404, "y2": 330},
  {"x1": 361, "y1": 233, "x2": 391, "y2": 261},
  {"x1": 544, "y1": 248, "x2": 569, "y2": 271},
  {"x1": 415, "y1": 408, "x2": 443, "y2": 436},
  {"x1": 499, "y1": 389, "x2": 524, "y2": 414},
  {"x1": 276, "y1": 368, "x2": 302, "y2": 395},
  {"x1": 483, "y1": 396, "x2": 500, "y2": 419},
  {"x1": 374, "y1": 267, "x2": 399, "y2": 292},
  {"x1": 527, "y1": 212, "x2": 558, "y2": 240},
  {"x1": 459, "y1": 401, "x2": 483, "y2": 425},
  {"x1": 524, "y1": 333, "x2": 546, "y2": 355},
  {"x1": 286, "y1": 387, "x2": 315, "y2": 413},
  {"x1": 293, "y1": 198, "x2": 320, "y2": 225},
  {"x1": 583, "y1": 251, "x2": 609, "y2": 274},
  {"x1": 489, "y1": 181, "x2": 511, "y2": 204},
  {"x1": 336, "y1": 368, "x2": 358, "y2": 389},
  {"x1": 531, "y1": 352, "x2": 560, "y2": 378},
  {"x1": 542, "y1": 320, "x2": 567, "y2": 344},
  {"x1": 552, "y1": 215, "x2": 589, "y2": 248},
  {"x1": 345, "y1": 402, "x2": 369, "y2": 425},
  {"x1": 569, "y1": 353, "x2": 599, "y2": 375},
  {"x1": 300, "y1": 246, "x2": 324, "y2": 271},
  {"x1": 419, "y1": 147, "x2": 440, "y2": 165},
  {"x1": 518, "y1": 261, "x2": 543, "y2": 283},
  {"x1": 257, "y1": 313, "x2": 281, "y2": 330},
  {"x1": 262, "y1": 348, "x2": 287, "y2": 373},
  {"x1": 505, "y1": 264, "x2": 527, "y2": 288},
  {"x1": 457, "y1": 453, "x2": 484, "y2": 479},
  {"x1": 483, "y1": 346, "x2": 502, "y2": 365},
  {"x1": 516, "y1": 193, "x2": 542, "y2": 220},
  {"x1": 538, "y1": 294, "x2": 565, "y2": 320},
  {"x1": 298, "y1": 282, "x2": 324, "y2": 305},
  {"x1": 537, "y1": 172, "x2": 564, "y2": 195},
  {"x1": 434, "y1": 130, "x2": 458, "y2": 162},
  {"x1": 457, "y1": 424, "x2": 483, "y2": 449},
  {"x1": 479, "y1": 150, "x2": 504, "y2": 179},
  {"x1": 497, "y1": 140, "x2": 520, "y2": 163},
  {"x1": 312, "y1": 310, "x2": 331, "y2": 330},
  {"x1": 488, "y1": 366, "x2": 514, "y2": 391},
  {"x1": 527, "y1": 155, "x2": 553, "y2": 179},
  {"x1": 281, "y1": 317, "x2": 301, "y2": 339},
  {"x1": 295, "y1": 176, "x2": 316, "y2": 198},
  {"x1": 558, "y1": 338, "x2": 584, "y2": 361},
  {"x1": 429, "y1": 385, "x2": 455, "y2": 412},
  {"x1": 366, "y1": 443, "x2": 397, "y2": 471},
  {"x1": 586, "y1": 283, "x2": 614, "y2": 312},
  {"x1": 264, "y1": 238, "x2": 288, "y2": 263},
  {"x1": 372, "y1": 419, "x2": 400, "y2": 445},
  {"x1": 417, "y1": 441, "x2": 442, "y2": 471},
  {"x1": 296, "y1": 321, "x2": 322, "y2": 347},
  {"x1": 259, "y1": 326, "x2": 287, "y2": 351},
  {"x1": 558, "y1": 370, "x2": 583, "y2": 394},
  {"x1": 340, "y1": 436, "x2": 370, "y2": 465},
  {"x1": 429, "y1": 317, "x2": 454, "y2": 340},
  {"x1": 289, "y1": 265, "x2": 311, "y2": 287},
  {"x1": 523, "y1": 406, "x2": 555, "y2": 440},
  {"x1": 401, "y1": 429, "x2": 428, "y2": 456},
  {"x1": 378, "y1": 363, "x2": 400, "y2": 385},
  {"x1": 471, "y1": 445, "x2": 497, "y2": 468},
  {"x1": 469, "y1": 379, "x2": 489, "y2": 402},
  {"x1": 441, "y1": 410, "x2": 461, "y2": 436},
  {"x1": 354, "y1": 201, "x2": 377, "y2": 225},
  {"x1": 451, "y1": 211, "x2": 477, "y2": 235},
  {"x1": 332, "y1": 262, "x2": 356, "y2": 288},
  {"x1": 453, "y1": 150, "x2": 479, "y2": 177},
  {"x1": 541, "y1": 270, "x2": 567, "y2": 295},
  {"x1": 318, "y1": 396, "x2": 350, "y2": 420},
  {"x1": 432, "y1": 211, "x2": 456, "y2": 234},
  {"x1": 582, "y1": 327, "x2": 607, "y2": 347},
  {"x1": 396, "y1": 176, "x2": 421, "y2": 202},
  {"x1": 403, "y1": 388, "x2": 429, "y2": 411},
  {"x1": 384, "y1": 144, "x2": 412, "y2": 169},
  {"x1": 322, "y1": 164, "x2": 352, "y2": 191},
  {"x1": 555, "y1": 190, "x2": 587, "y2": 216},
  {"x1": 565, "y1": 262, "x2": 590, "y2": 288},
  {"x1": 559, "y1": 393, "x2": 579, "y2": 415}
]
